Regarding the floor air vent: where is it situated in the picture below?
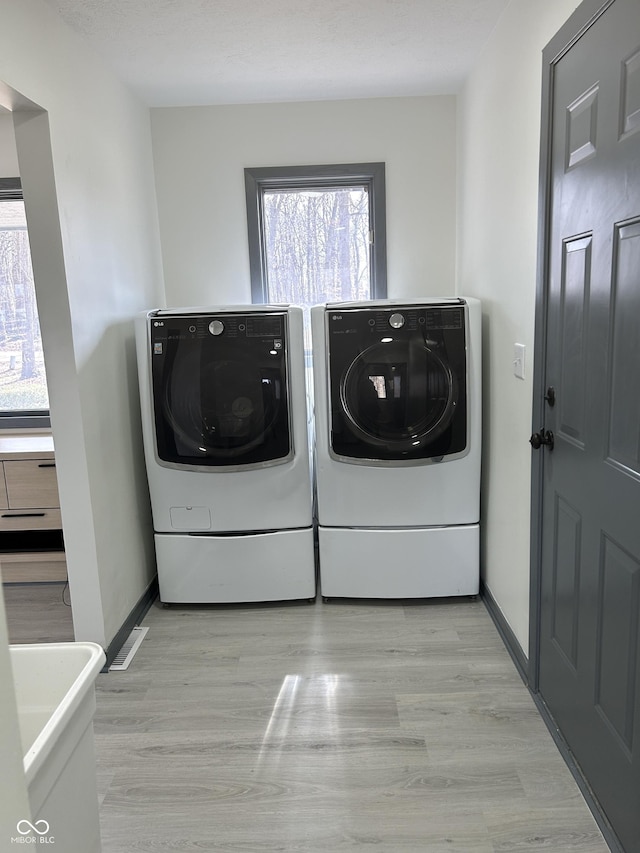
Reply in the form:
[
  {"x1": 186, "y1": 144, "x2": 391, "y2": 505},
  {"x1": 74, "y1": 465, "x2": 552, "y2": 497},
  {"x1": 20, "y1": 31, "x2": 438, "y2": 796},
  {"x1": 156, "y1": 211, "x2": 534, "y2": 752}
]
[{"x1": 109, "y1": 626, "x2": 149, "y2": 671}]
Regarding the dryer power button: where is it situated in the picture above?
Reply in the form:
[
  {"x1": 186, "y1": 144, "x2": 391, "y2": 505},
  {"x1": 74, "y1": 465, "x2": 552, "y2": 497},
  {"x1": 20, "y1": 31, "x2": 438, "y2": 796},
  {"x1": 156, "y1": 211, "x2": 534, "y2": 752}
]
[
  {"x1": 389, "y1": 312, "x2": 405, "y2": 329},
  {"x1": 209, "y1": 320, "x2": 225, "y2": 336}
]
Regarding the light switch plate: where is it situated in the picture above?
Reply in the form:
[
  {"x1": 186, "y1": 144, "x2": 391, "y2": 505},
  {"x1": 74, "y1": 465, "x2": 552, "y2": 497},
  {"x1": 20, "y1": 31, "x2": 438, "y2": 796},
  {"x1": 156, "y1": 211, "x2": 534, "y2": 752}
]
[{"x1": 513, "y1": 343, "x2": 526, "y2": 380}]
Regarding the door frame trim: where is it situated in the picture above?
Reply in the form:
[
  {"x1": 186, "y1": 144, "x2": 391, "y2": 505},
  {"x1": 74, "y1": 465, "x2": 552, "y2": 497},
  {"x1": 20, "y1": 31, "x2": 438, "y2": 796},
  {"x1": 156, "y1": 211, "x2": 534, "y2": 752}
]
[{"x1": 528, "y1": 0, "x2": 616, "y2": 694}]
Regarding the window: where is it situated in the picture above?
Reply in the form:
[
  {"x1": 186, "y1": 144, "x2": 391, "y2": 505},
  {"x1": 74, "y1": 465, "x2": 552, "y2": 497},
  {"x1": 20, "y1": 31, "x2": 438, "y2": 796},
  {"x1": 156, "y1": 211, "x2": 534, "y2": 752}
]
[
  {"x1": 0, "y1": 178, "x2": 50, "y2": 429},
  {"x1": 245, "y1": 163, "x2": 387, "y2": 308}
]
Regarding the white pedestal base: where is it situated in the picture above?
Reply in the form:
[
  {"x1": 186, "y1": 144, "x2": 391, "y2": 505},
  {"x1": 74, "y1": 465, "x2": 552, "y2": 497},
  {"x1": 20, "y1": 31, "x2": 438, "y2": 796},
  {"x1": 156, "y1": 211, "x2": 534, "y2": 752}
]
[
  {"x1": 155, "y1": 528, "x2": 316, "y2": 603},
  {"x1": 318, "y1": 525, "x2": 479, "y2": 599}
]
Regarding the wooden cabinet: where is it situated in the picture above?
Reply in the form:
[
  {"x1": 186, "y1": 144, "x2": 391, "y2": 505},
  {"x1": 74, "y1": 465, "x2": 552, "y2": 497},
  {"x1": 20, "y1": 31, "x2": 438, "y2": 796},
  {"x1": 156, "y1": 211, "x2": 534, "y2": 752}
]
[
  {"x1": 0, "y1": 435, "x2": 66, "y2": 583},
  {"x1": 0, "y1": 460, "x2": 63, "y2": 530}
]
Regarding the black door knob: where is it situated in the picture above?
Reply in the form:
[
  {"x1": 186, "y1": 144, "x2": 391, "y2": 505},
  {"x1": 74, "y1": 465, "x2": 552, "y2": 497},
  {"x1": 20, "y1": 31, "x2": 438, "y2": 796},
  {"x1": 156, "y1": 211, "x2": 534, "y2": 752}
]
[{"x1": 530, "y1": 429, "x2": 554, "y2": 451}]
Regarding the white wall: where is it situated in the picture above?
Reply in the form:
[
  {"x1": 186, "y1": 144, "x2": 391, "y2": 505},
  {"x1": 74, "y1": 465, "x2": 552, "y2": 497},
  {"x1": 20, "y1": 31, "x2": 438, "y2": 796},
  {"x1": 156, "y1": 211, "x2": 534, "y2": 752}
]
[
  {"x1": 150, "y1": 97, "x2": 456, "y2": 306},
  {"x1": 0, "y1": 113, "x2": 18, "y2": 175},
  {"x1": 0, "y1": 568, "x2": 31, "y2": 843},
  {"x1": 0, "y1": 0, "x2": 164, "y2": 647},
  {"x1": 457, "y1": 0, "x2": 579, "y2": 653}
]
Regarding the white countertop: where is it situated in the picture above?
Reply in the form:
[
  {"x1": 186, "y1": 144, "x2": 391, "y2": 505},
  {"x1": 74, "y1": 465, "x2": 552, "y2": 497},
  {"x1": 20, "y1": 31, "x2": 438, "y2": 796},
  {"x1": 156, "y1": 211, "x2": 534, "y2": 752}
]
[{"x1": 0, "y1": 433, "x2": 55, "y2": 461}]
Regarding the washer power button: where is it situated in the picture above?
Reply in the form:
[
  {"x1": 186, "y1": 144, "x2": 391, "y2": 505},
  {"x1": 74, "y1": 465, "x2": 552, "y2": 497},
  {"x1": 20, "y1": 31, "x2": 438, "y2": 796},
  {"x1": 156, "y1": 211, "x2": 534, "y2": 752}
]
[
  {"x1": 209, "y1": 320, "x2": 224, "y2": 336},
  {"x1": 389, "y1": 312, "x2": 405, "y2": 329}
]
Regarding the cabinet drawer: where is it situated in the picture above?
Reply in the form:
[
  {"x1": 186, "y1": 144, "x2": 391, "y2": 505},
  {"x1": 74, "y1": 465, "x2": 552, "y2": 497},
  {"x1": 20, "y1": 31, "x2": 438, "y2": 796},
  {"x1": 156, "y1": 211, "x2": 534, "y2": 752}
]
[
  {"x1": 0, "y1": 468, "x2": 7, "y2": 510},
  {"x1": 0, "y1": 508, "x2": 62, "y2": 531},
  {"x1": 3, "y1": 460, "x2": 59, "y2": 509}
]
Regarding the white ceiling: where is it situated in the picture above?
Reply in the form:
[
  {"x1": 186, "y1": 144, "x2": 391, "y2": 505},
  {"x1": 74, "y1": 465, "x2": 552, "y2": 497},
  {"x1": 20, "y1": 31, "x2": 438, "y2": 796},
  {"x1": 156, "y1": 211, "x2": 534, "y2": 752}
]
[{"x1": 43, "y1": 0, "x2": 510, "y2": 107}]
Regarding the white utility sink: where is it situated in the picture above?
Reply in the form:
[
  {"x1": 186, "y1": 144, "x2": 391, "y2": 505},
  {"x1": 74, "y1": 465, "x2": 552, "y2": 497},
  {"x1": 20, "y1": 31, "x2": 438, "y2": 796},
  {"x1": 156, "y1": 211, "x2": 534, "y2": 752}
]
[{"x1": 10, "y1": 642, "x2": 105, "y2": 852}]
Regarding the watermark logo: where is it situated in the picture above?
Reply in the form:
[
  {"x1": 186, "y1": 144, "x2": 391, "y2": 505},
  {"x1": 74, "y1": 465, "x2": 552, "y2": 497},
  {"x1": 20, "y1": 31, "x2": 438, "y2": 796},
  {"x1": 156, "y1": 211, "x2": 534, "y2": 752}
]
[{"x1": 11, "y1": 820, "x2": 55, "y2": 845}]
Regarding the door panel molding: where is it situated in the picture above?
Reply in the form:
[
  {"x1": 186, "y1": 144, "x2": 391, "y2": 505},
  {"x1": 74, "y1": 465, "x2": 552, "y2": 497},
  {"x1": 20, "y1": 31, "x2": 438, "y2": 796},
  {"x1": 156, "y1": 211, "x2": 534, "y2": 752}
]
[
  {"x1": 619, "y1": 47, "x2": 640, "y2": 140},
  {"x1": 558, "y1": 234, "x2": 592, "y2": 446},
  {"x1": 606, "y1": 217, "x2": 640, "y2": 477},
  {"x1": 594, "y1": 532, "x2": 640, "y2": 756},
  {"x1": 551, "y1": 493, "x2": 582, "y2": 671},
  {"x1": 566, "y1": 83, "x2": 599, "y2": 169}
]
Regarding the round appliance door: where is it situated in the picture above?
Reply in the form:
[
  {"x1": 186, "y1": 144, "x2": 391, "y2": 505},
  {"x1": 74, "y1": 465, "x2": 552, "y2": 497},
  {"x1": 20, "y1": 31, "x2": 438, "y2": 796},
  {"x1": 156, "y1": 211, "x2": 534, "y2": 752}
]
[
  {"x1": 151, "y1": 313, "x2": 292, "y2": 469},
  {"x1": 339, "y1": 338, "x2": 458, "y2": 453},
  {"x1": 164, "y1": 349, "x2": 283, "y2": 459}
]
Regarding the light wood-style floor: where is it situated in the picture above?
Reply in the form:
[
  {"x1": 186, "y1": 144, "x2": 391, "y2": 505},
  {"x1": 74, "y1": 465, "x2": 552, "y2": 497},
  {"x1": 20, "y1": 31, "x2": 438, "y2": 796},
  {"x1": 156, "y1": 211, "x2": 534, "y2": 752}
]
[
  {"x1": 92, "y1": 597, "x2": 611, "y2": 853},
  {"x1": 2, "y1": 582, "x2": 74, "y2": 644}
]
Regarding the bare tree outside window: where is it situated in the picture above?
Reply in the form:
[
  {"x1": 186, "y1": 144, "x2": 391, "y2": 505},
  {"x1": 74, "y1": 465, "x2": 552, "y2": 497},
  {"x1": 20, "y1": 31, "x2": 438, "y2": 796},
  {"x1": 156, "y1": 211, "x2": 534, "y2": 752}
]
[
  {"x1": 262, "y1": 186, "x2": 372, "y2": 307},
  {"x1": 0, "y1": 198, "x2": 49, "y2": 415}
]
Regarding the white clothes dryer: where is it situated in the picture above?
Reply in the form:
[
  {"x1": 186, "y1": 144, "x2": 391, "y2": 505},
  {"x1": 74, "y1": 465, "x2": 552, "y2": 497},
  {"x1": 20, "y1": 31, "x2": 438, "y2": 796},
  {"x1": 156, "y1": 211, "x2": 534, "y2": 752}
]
[
  {"x1": 311, "y1": 297, "x2": 481, "y2": 598},
  {"x1": 136, "y1": 305, "x2": 316, "y2": 603}
]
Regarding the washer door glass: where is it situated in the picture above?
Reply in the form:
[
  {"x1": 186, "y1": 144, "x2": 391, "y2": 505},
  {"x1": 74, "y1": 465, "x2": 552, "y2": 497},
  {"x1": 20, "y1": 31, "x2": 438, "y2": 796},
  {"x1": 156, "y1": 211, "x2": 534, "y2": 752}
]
[
  {"x1": 339, "y1": 339, "x2": 457, "y2": 453},
  {"x1": 153, "y1": 329, "x2": 291, "y2": 467}
]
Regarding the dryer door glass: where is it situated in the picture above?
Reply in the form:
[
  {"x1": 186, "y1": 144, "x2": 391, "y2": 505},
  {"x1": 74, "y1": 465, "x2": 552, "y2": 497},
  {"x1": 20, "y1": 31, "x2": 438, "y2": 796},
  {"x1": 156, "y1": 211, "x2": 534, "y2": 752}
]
[
  {"x1": 327, "y1": 304, "x2": 468, "y2": 462},
  {"x1": 151, "y1": 313, "x2": 292, "y2": 467},
  {"x1": 340, "y1": 339, "x2": 457, "y2": 452}
]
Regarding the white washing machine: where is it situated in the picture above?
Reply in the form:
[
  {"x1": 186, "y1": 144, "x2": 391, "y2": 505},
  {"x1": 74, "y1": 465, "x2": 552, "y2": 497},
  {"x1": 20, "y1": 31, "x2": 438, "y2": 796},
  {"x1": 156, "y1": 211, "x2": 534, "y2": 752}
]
[
  {"x1": 311, "y1": 297, "x2": 481, "y2": 598},
  {"x1": 136, "y1": 305, "x2": 316, "y2": 603}
]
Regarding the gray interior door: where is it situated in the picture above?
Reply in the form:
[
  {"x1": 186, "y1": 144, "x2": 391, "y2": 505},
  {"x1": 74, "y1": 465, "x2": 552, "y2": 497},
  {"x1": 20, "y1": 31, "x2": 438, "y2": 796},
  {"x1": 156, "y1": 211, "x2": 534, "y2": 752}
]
[{"x1": 535, "y1": 1, "x2": 640, "y2": 850}]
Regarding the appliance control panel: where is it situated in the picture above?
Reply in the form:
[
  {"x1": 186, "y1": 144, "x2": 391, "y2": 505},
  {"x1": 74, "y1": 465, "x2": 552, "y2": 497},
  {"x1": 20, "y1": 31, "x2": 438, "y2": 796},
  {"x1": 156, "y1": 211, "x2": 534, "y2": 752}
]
[
  {"x1": 151, "y1": 313, "x2": 286, "y2": 345},
  {"x1": 328, "y1": 304, "x2": 464, "y2": 335}
]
